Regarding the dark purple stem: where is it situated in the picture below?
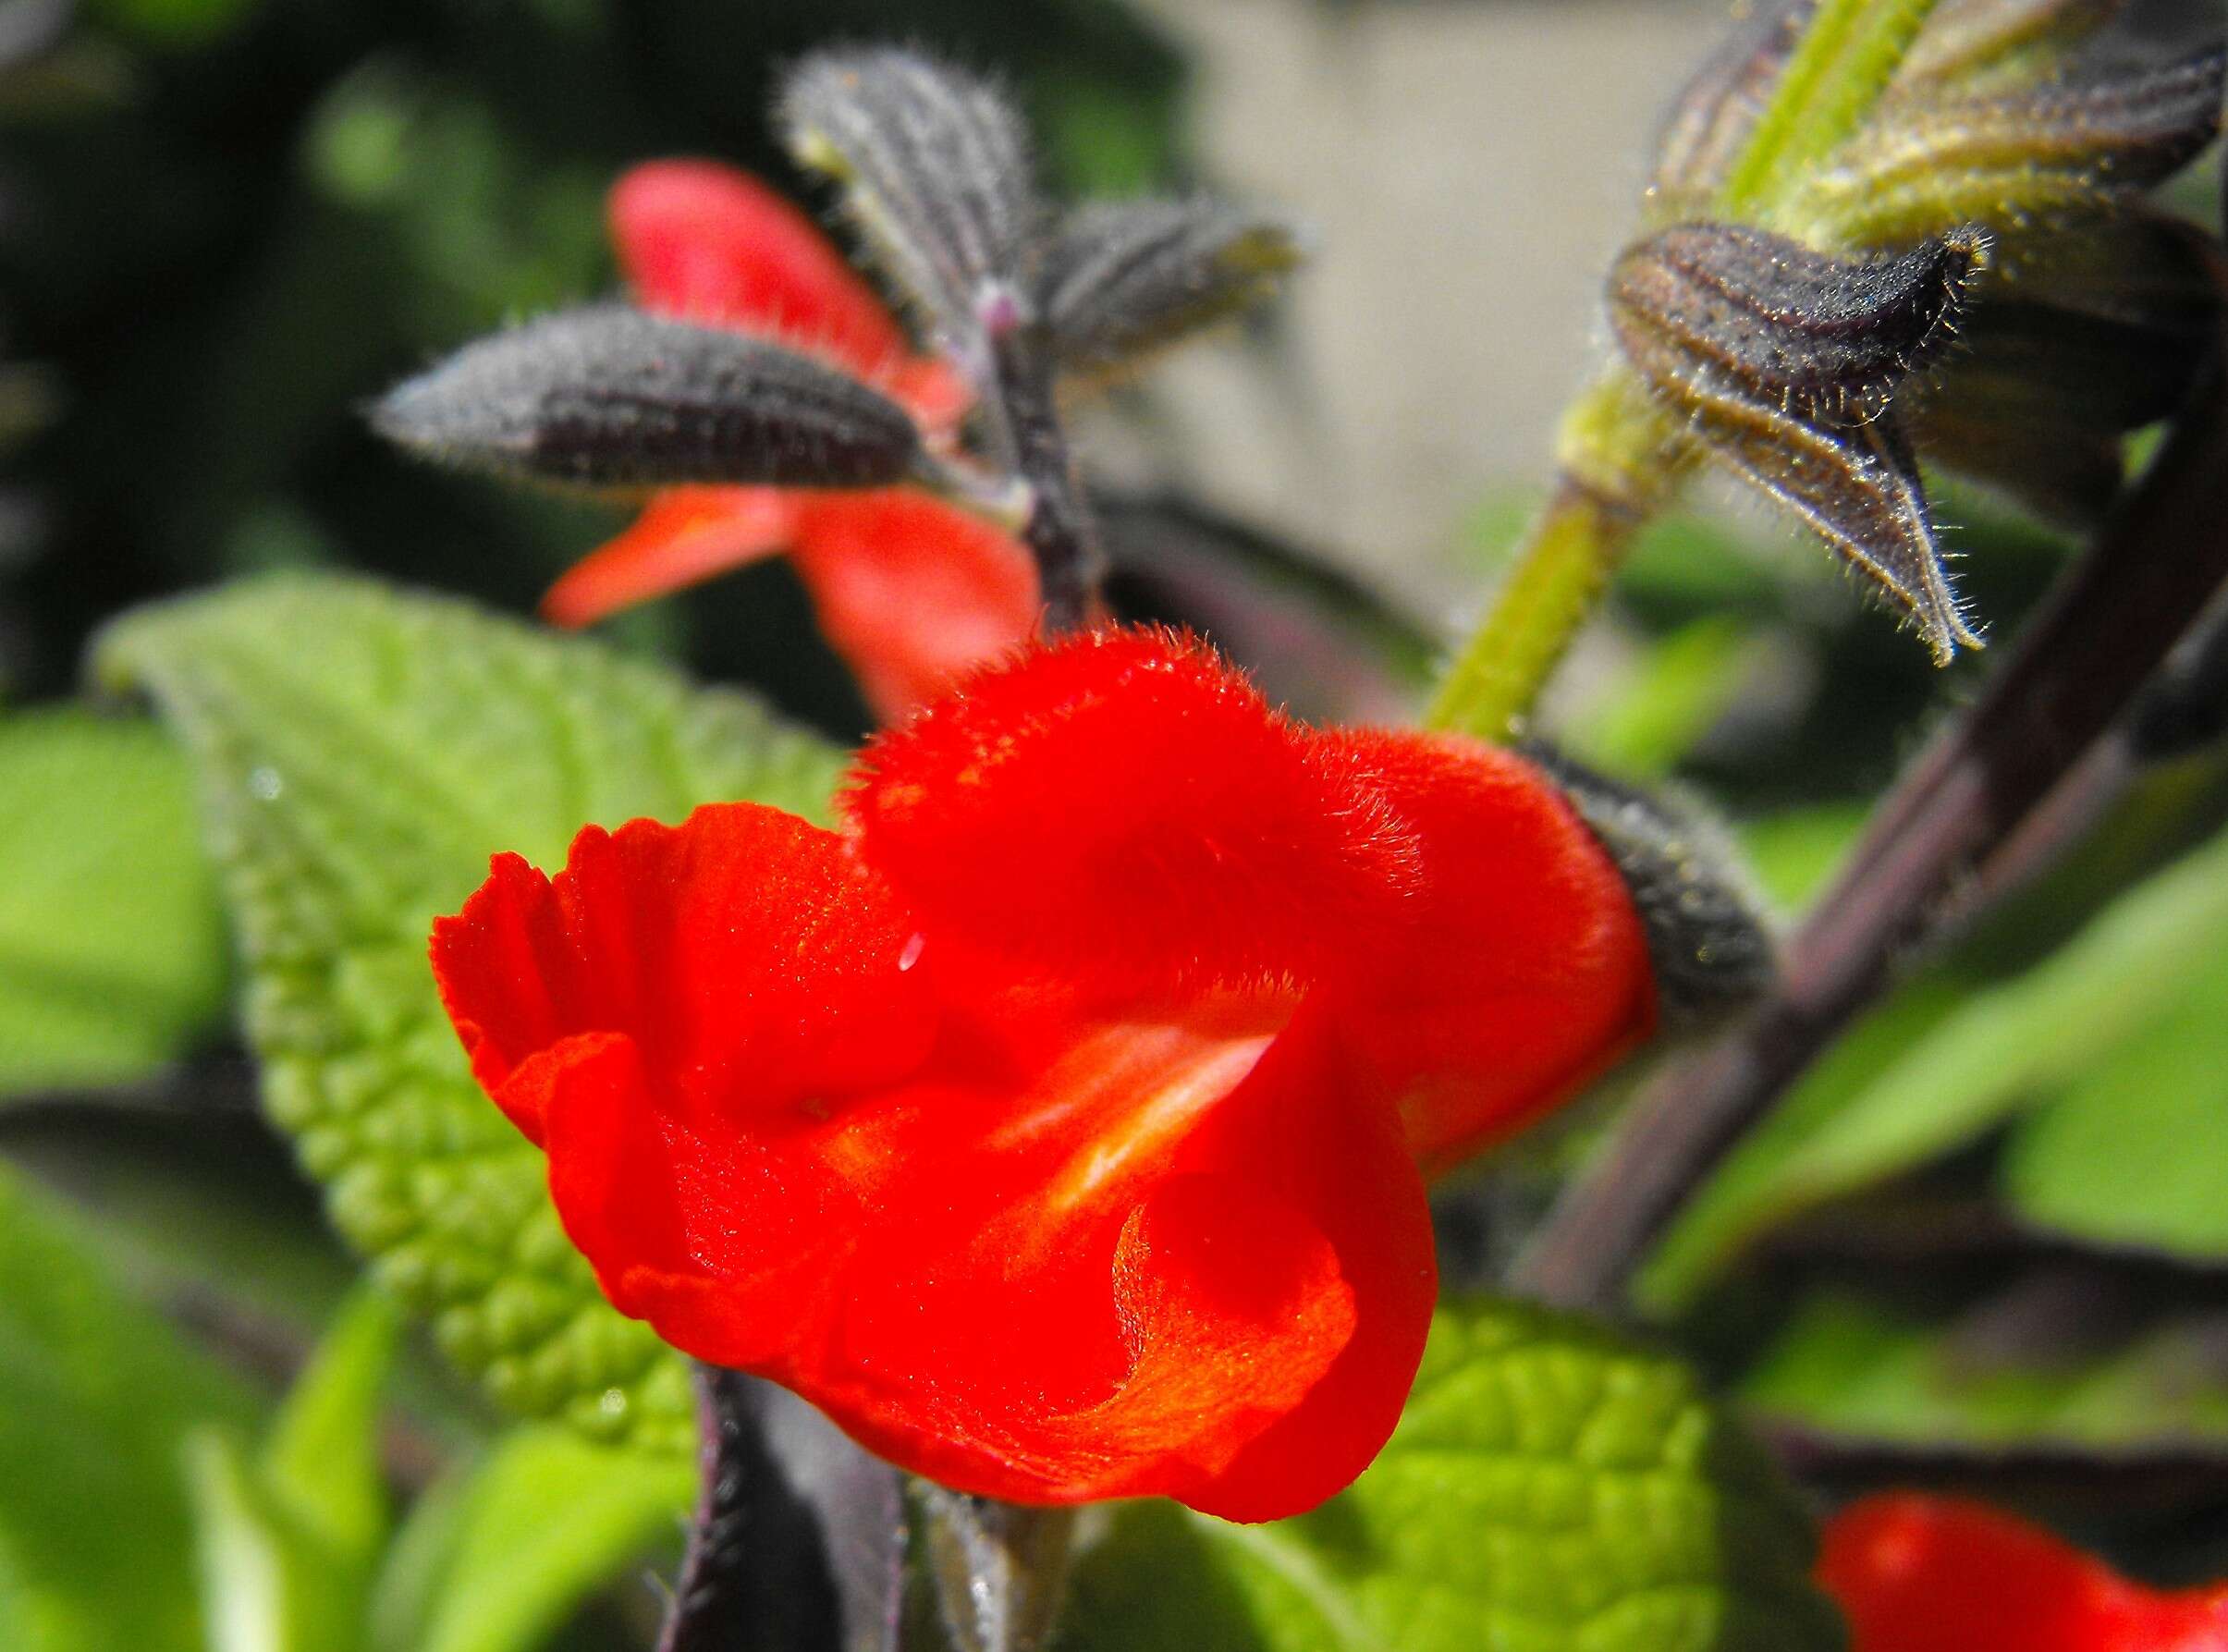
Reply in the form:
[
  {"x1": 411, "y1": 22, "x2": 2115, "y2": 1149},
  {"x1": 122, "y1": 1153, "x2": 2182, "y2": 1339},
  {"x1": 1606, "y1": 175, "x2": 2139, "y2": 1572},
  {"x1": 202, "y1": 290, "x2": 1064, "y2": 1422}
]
[
  {"x1": 658, "y1": 1366, "x2": 867, "y2": 1652},
  {"x1": 978, "y1": 288, "x2": 1100, "y2": 635}
]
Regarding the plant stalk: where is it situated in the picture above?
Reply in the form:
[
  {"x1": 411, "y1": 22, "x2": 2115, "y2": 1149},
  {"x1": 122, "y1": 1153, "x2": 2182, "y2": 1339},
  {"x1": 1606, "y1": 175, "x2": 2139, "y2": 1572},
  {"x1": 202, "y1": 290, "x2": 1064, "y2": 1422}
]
[
  {"x1": 1426, "y1": 371, "x2": 1682, "y2": 740},
  {"x1": 660, "y1": 1365, "x2": 849, "y2": 1652},
  {"x1": 979, "y1": 296, "x2": 1100, "y2": 635},
  {"x1": 1511, "y1": 337, "x2": 2228, "y2": 1315}
]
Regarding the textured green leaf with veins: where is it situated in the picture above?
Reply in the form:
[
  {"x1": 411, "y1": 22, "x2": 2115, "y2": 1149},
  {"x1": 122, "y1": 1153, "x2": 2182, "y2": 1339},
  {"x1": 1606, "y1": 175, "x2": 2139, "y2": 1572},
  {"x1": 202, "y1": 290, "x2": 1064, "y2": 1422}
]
[
  {"x1": 96, "y1": 574, "x2": 848, "y2": 1454},
  {"x1": 1060, "y1": 1296, "x2": 1846, "y2": 1652}
]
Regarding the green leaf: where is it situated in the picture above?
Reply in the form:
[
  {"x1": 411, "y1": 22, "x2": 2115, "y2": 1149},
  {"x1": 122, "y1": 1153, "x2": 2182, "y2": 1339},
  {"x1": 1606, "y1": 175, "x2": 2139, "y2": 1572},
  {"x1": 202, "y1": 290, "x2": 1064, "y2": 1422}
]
[
  {"x1": 1734, "y1": 802, "x2": 1867, "y2": 913},
  {"x1": 0, "y1": 1157, "x2": 257, "y2": 1652},
  {"x1": 184, "y1": 1429, "x2": 300, "y2": 1652},
  {"x1": 1061, "y1": 1296, "x2": 1846, "y2": 1652},
  {"x1": 1645, "y1": 821, "x2": 2228, "y2": 1308},
  {"x1": 96, "y1": 573, "x2": 850, "y2": 1456},
  {"x1": 1563, "y1": 618, "x2": 1760, "y2": 782},
  {"x1": 0, "y1": 709, "x2": 227, "y2": 1098},
  {"x1": 261, "y1": 1290, "x2": 400, "y2": 1583},
  {"x1": 2002, "y1": 950, "x2": 2228, "y2": 1260},
  {"x1": 183, "y1": 1289, "x2": 403, "y2": 1652},
  {"x1": 369, "y1": 1427, "x2": 692, "y2": 1652},
  {"x1": 1638, "y1": 979, "x2": 1969, "y2": 1312},
  {"x1": 1739, "y1": 1291, "x2": 2228, "y2": 1450},
  {"x1": 86, "y1": 0, "x2": 267, "y2": 48}
]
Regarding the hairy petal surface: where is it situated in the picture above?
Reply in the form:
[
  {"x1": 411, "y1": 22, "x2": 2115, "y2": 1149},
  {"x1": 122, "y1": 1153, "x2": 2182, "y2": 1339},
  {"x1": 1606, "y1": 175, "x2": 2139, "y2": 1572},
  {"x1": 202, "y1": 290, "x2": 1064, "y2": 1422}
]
[{"x1": 847, "y1": 628, "x2": 1415, "y2": 989}]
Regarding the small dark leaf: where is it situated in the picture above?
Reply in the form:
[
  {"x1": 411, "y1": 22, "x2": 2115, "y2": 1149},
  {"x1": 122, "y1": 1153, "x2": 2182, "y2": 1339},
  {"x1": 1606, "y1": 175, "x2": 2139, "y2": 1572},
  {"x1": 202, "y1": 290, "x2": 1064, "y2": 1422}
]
[
  {"x1": 778, "y1": 46, "x2": 1036, "y2": 351},
  {"x1": 1908, "y1": 400, "x2": 2124, "y2": 528},
  {"x1": 1821, "y1": 44, "x2": 2227, "y2": 246},
  {"x1": 1524, "y1": 745, "x2": 1777, "y2": 1023},
  {"x1": 371, "y1": 305, "x2": 922, "y2": 493},
  {"x1": 1610, "y1": 221, "x2": 1989, "y2": 422},
  {"x1": 1897, "y1": 0, "x2": 2132, "y2": 90},
  {"x1": 1609, "y1": 221, "x2": 1987, "y2": 659},
  {"x1": 1909, "y1": 300, "x2": 2185, "y2": 523},
  {"x1": 1723, "y1": 396, "x2": 1978, "y2": 661},
  {"x1": 1034, "y1": 197, "x2": 1302, "y2": 378},
  {"x1": 1651, "y1": 0, "x2": 1815, "y2": 208}
]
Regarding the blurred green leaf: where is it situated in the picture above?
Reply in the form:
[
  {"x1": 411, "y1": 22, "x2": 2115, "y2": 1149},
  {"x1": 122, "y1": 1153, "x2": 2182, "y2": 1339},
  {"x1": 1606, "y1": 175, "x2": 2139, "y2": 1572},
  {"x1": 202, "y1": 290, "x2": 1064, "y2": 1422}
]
[
  {"x1": 184, "y1": 1430, "x2": 303, "y2": 1652},
  {"x1": 1061, "y1": 1295, "x2": 1845, "y2": 1652},
  {"x1": 1734, "y1": 802, "x2": 1867, "y2": 912},
  {"x1": 1565, "y1": 617, "x2": 1759, "y2": 781},
  {"x1": 1640, "y1": 980, "x2": 1969, "y2": 1312},
  {"x1": 1740, "y1": 1292, "x2": 2228, "y2": 1450},
  {"x1": 0, "y1": 710, "x2": 227, "y2": 1097},
  {"x1": 185, "y1": 1291, "x2": 399, "y2": 1652},
  {"x1": 2002, "y1": 952, "x2": 2228, "y2": 1260},
  {"x1": 96, "y1": 573, "x2": 849, "y2": 1458},
  {"x1": 0, "y1": 1157, "x2": 256, "y2": 1652},
  {"x1": 260, "y1": 1290, "x2": 398, "y2": 1581},
  {"x1": 85, "y1": 0, "x2": 265, "y2": 48},
  {"x1": 1646, "y1": 820, "x2": 2228, "y2": 1308},
  {"x1": 370, "y1": 1426, "x2": 691, "y2": 1652},
  {"x1": 1614, "y1": 513, "x2": 1803, "y2": 619}
]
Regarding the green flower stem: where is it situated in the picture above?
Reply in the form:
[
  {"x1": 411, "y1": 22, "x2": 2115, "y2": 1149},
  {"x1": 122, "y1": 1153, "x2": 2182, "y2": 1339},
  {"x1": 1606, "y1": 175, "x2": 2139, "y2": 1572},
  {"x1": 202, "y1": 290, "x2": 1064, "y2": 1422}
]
[
  {"x1": 1425, "y1": 371, "x2": 1684, "y2": 740},
  {"x1": 1720, "y1": 0, "x2": 1942, "y2": 225},
  {"x1": 1428, "y1": 0, "x2": 1951, "y2": 740}
]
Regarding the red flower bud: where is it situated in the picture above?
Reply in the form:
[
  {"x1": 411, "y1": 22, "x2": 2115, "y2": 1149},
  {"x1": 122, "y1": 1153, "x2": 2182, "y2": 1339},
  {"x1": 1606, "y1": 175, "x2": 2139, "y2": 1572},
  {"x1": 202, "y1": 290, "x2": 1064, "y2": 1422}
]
[
  {"x1": 430, "y1": 630, "x2": 1657, "y2": 1518},
  {"x1": 1819, "y1": 1494, "x2": 2228, "y2": 1652}
]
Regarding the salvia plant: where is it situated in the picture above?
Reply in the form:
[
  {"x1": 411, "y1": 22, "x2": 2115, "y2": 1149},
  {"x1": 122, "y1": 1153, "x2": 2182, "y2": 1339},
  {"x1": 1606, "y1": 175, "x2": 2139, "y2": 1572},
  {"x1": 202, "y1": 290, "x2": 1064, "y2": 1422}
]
[{"x1": 6, "y1": 2, "x2": 2228, "y2": 1650}]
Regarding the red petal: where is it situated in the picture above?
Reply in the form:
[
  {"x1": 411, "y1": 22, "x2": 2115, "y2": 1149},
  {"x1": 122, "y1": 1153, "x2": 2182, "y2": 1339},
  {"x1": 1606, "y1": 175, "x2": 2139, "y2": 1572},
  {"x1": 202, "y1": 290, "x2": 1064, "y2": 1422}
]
[
  {"x1": 537, "y1": 1032, "x2": 856, "y2": 1374},
  {"x1": 790, "y1": 489, "x2": 1039, "y2": 721},
  {"x1": 610, "y1": 161, "x2": 911, "y2": 378},
  {"x1": 520, "y1": 972, "x2": 1426, "y2": 1517},
  {"x1": 1155, "y1": 1010, "x2": 1437, "y2": 1521},
  {"x1": 429, "y1": 851, "x2": 589, "y2": 1143},
  {"x1": 431, "y1": 803, "x2": 939, "y2": 1128},
  {"x1": 540, "y1": 487, "x2": 795, "y2": 629},
  {"x1": 1314, "y1": 731, "x2": 1658, "y2": 1169},
  {"x1": 846, "y1": 628, "x2": 1417, "y2": 988},
  {"x1": 1819, "y1": 1494, "x2": 2228, "y2": 1652}
]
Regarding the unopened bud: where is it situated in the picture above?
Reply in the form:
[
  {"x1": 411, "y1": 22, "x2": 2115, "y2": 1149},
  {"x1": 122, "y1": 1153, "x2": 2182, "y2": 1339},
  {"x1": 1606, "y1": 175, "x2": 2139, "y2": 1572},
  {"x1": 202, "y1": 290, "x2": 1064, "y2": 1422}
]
[
  {"x1": 1609, "y1": 222, "x2": 1989, "y2": 660},
  {"x1": 1652, "y1": 0, "x2": 1816, "y2": 209},
  {"x1": 371, "y1": 306, "x2": 923, "y2": 492},
  {"x1": 777, "y1": 47, "x2": 1037, "y2": 352},
  {"x1": 1610, "y1": 221, "x2": 1988, "y2": 421},
  {"x1": 1524, "y1": 746, "x2": 1776, "y2": 1025},
  {"x1": 1034, "y1": 197, "x2": 1304, "y2": 379},
  {"x1": 1818, "y1": 45, "x2": 2225, "y2": 246},
  {"x1": 1898, "y1": 0, "x2": 2130, "y2": 90}
]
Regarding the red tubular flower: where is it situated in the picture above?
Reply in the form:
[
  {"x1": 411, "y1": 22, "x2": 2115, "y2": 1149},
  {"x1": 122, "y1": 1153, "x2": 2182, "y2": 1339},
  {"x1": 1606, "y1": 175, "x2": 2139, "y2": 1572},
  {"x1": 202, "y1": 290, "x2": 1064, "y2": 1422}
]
[
  {"x1": 1820, "y1": 1494, "x2": 2228, "y2": 1652},
  {"x1": 540, "y1": 160, "x2": 1038, "y2": 720},
  {"x1": 431, "y1": 630, "x2": 1655, "y2": 1519}
]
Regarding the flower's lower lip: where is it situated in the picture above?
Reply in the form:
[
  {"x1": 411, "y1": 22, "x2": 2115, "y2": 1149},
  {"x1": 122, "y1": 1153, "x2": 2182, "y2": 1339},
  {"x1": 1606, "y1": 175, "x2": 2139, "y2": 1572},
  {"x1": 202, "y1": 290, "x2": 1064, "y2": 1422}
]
[
  {"x1": 974, "y1": 1012, "x2": 1291, "y2": 1208},
  {"x1": 1042, "y1": 1028, "x2": 1282, "y2": 1209}
]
